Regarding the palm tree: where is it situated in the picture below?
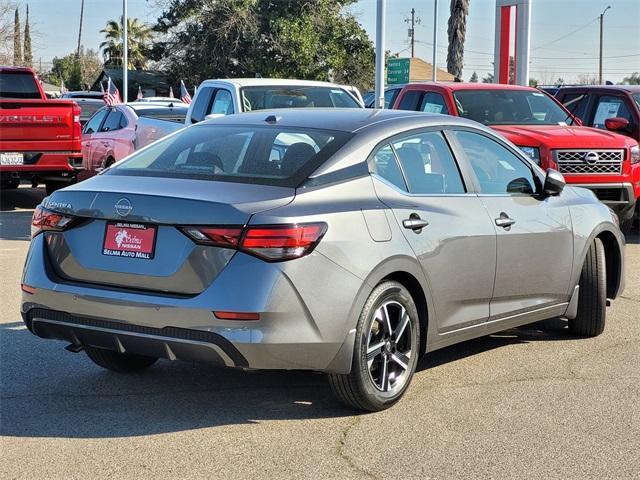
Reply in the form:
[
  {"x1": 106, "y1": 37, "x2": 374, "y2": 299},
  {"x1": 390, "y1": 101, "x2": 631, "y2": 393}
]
[
  {"x1": 446, "y1": 0, "x2": 470, "y2": 80},
  {"x1": 100, "y1": 16, "x2": 153, "y2": 69}
]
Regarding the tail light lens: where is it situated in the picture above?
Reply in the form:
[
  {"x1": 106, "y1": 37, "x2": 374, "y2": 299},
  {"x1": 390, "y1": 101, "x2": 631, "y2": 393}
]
[
  {"x1": 31, "y1": 205, "x2": 77, "y2": 238},
  {"x1": 181, "y1": 223, "x2": 327, "y2": 261},
  {"x1": 72, "y1": 103, "x2": 82, "y2": 151}
]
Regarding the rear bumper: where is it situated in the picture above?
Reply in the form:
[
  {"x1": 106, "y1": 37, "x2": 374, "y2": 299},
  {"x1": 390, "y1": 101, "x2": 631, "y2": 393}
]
[
  {"x1": 0, "y1": 152, "x2": 83, "y2": 175},
  {"x1": 21, "y1": 234, "x2": 361, "y2": 373}
]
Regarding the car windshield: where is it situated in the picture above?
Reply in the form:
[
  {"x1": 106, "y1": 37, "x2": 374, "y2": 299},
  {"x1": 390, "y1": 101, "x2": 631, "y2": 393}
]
[
  {"x1": 107, "y1": 124, "x2": 351, "y2": 187},
  {"x1": 0, "y1": 71, "x2": 41, "y2": 99},
  {"x1": 453, "y1": 89, "x2": 570, "y2": 125},
  {"x1": 240, "y1": 86, "x2": 360, "y2": 111}
]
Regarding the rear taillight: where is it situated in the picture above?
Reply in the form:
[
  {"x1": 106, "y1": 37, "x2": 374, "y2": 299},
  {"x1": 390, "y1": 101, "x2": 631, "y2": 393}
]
[
  {"x1": 181, "y1": 222, "x2": 327, "y2": 262},
  {"x1": 31, "y1": 205, "x2": 77, "y2": 238},
  {"x1": 72, "y1": 103, "x2": 82, "y2": 151}
]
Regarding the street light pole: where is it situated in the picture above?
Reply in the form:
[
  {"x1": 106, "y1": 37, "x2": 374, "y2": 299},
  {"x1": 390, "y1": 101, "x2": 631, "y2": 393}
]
[
  {"x1": 123, "y1": 0, "x2": 128, "y2": 102},
  {"x1": 432, "y1": 0, "x2": 438, "y2": 81},
  {"x1": 599, "y1": 5, "x2": 611, "y2": 85},
  {"x1": 375, "y1": 0, "x2": 386, "y2": 109}
]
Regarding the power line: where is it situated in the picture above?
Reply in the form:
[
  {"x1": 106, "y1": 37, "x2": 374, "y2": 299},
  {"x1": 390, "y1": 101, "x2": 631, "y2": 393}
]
[{"x1": 532, "y1": 17, "x2": 598, "y2": 50}]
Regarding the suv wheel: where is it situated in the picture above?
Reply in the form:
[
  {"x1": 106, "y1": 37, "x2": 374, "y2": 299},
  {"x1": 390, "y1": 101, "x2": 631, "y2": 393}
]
[
  {"x1": 328, "y1": 281, "x2": 420, "y2": 411},
  {"x1": 569, "y1": 238, "x2": 607, "y2": 337},
  {"x1": 85, "y1": 346, "x2": 158, "y2": 372}
]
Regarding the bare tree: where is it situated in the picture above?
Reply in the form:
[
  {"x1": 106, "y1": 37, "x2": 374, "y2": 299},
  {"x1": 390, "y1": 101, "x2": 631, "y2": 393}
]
[
  {"x1": 0, "y1": 1, "x2": 17, "y2": 64},
  {"x1": 446, "y1": 0, "x2": 470, "y2": 79}
]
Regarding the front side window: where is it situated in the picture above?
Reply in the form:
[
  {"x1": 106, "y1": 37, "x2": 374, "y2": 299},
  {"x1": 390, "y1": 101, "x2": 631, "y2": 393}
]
[
  {"x1": 100, "y1": 110, "x2": 124, "y2": 132},
  {"x1": 108, "y1": 125, "x2": 351, "y2": 187},
  {"x1": 189, "y1": 87, "x2": 215, "y2": 123},
  {"x1": 453, "y1": 89, "x2": 569, "y2": 125},
  {"x1": 453, "y1": 130, "x2": 536, "y2": 195},
  {"x1": 397, "y1": 90, "x2": 422, "y2": 111},
  {"x1": 592, "y1": 95, "x2": 633, "y2": 129},
  {"x1": 240, "y1": 86, "x2": 360, "y2": 111},
  {"x1": 83, "y1": 108, "x2": 108, "y2": 134},
  {"x1": 384, "y1": 88, "x2": 401, "y2": 109},
  {"x1": 419, "y1": 92, "x2": 449, "y2": 114}
]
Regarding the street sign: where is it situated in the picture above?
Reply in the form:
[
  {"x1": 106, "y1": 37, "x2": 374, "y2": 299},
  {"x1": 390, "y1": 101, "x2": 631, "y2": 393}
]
[{"x1": 387, "y1": 58, "x2": 410, "y2": 85}]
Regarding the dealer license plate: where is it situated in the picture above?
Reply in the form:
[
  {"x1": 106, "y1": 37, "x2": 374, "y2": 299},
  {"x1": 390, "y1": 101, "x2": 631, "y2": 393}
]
[{"x1": 102, "y1": 222, "x2": 157, "y2": 260}]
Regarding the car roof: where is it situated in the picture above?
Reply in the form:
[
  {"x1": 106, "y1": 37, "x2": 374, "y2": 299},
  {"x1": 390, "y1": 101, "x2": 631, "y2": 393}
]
[
  {"x1": 198, "y1": 78, "x2": 349, "y2": 89},
  {"x1": 558, "y1": 85, "x2": 640, "y2": 94},
  {"x1": 196, "y1": 107, "x2": 483, "y2": 133},
  {"x1": 0, "y1": 65, "x2": 35, "y2": 73},
  {"x1": 406, "y1": 81, "x2": 537, "y2": 92}
]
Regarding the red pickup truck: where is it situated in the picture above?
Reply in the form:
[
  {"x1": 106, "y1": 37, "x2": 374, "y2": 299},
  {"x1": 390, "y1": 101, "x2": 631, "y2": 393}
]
[
  {"x1": 0, "y1": 66, "x2": 83, "y2": 193},
  {"x1": 392, "y1": 82, "x2": 640, "y2": 232}
]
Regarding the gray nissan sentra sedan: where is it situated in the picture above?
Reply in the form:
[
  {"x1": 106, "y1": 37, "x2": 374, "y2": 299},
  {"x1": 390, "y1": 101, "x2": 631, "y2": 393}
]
[{"x1": 21, "y1": 109, "x2": 625, "y2": 411}]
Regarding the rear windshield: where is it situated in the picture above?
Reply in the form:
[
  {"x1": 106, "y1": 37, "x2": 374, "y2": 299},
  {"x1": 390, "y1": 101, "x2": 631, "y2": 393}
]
[
  {"x1": 62, "y1": 92, "x2": 103, "y2": 99},
  {"x1": 78, "y1": 101, "x2": 105, "y2": 119},
  {"x1": 107, "y1": 124, "x2": 352, "y2": 187},
  {"x1": 0, "y1": 71, "x2": 41, "y2": 99},
  {"x1": 131, "y1": 106, "x2": 188, "y2": 123},
  {"x1": 240, "y1": 86, "x2": 360, "y2": 111},
  {"x1": 453, "y1": 89, "x2": 570, "y2": 125}
]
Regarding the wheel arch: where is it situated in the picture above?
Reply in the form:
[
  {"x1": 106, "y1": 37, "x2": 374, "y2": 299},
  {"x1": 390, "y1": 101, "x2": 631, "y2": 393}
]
[{"x1": 596, "y1": 229, "x2": 623, "y2": 299}]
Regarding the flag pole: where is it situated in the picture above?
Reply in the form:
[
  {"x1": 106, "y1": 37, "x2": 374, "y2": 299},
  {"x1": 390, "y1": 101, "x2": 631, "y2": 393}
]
[{"x1": 122, "y1": 0, "x2": 128, "y2": 102}]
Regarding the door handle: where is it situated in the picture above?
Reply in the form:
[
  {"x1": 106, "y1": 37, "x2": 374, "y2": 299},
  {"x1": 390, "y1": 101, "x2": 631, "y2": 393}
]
[
  {"x1": 403, "y1": 214, "x2": 429, "y2": 231},
  {"x1": 495, "y1": 212, "x2": 516, "y2": 229}
]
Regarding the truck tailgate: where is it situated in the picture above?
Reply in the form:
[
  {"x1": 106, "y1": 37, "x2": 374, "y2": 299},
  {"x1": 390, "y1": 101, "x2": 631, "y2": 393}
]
[{"x1": 0, "y1": 100, "x2": 79, "y2": 151}]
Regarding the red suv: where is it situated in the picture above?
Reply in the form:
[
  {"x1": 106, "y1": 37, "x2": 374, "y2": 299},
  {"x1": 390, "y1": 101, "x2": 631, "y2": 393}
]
[{"x1": 392, "y1": 83, "x2": 640, "y2": 232}]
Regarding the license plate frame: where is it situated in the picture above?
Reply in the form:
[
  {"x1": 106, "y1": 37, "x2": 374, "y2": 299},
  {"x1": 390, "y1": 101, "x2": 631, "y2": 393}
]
[
  {"x1": 102, "y1": 222, "x2": 157, "y2": 260},
  {"x1": 0, "y1": 152, "x2": 24, "y2": 166}
]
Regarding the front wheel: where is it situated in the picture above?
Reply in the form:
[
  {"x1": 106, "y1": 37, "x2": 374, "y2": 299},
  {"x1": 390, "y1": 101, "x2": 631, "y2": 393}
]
[
  {"x1": 328, "y1": 281, "x2": 420, "y2": 411},
  {"x1": 569, "y1": 238, "x2": 607, "y2": 337}
]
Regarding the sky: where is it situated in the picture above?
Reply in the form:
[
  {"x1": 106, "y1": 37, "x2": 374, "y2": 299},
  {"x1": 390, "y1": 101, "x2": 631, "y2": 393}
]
[{"x1": 22, "y1": 0, "x2": 640, "y2": 84}]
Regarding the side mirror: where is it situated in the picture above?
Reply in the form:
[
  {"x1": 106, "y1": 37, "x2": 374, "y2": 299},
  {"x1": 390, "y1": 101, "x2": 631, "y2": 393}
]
[
  {"x1": 543, "y1": 168, "x2": 565, "y2": 196},
  {"x1": 604, "y1": 117, "x2": 630, "y2": 132}
]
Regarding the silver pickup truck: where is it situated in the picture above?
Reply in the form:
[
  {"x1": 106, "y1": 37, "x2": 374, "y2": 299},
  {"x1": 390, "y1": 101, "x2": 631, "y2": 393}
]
[{"x1": 134, "y1": 78, "x2": 364, "y2": 149}]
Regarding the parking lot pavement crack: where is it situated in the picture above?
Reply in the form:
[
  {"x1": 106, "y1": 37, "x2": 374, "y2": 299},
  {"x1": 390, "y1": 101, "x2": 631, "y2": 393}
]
[{"x1": 336, "y1": 416, "x2": 381, "y2": 480}]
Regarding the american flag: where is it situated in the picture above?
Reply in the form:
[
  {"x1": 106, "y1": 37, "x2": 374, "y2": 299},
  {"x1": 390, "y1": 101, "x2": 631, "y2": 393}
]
[
  {"x1": 180, "y1": 80, "x2": 192, "y2": 104},
  {"x1": 103, "y1": 77, "x2": 122, "y2": 106},
  {"x1": 137, "y1": 85, "x2": 144, "y2": 100}
]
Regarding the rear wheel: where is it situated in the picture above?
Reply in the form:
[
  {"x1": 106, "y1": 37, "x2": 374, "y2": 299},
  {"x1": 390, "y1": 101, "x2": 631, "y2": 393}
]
[
  {"x1": 85, "y1": 346, "x2": 158, "y2": 373},
  {"x1": 569, "y1": 238, "x2": 607, "y2": 337},
  {"x1": 328, "y1": 281, "x2": 420, "y2": 411}
]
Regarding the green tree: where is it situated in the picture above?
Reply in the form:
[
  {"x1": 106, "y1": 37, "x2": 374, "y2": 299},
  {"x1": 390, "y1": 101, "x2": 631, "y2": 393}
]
[
  {"x1": 13, "y1": 6, "x2": 21, "y2": 66},
  {"x1": 621, "y1": 72, "x2": 640, "y2": 85},
  {"x1": 151, "y1": 0, "x2": 375, "y2": 91},
  {"x1": 100, "y1": 16, "x2": 153, "y2": 68},
  {"x1": 23, "y1": 4, "x2": 32, "y2": 67},
  {"x1": 528, "y1": 78, "x2": 539, "y2": 87},
  {"x1": 482, "y1": 72, "x2": 494, "y2": 83},
  {"x1": 469, "y1": 71, "x2": 478, "y2": 82},
  {"x1": 446, "y1": 0, "x2": 469, "y2": 79},
  {"x1": 47, "y1": 47, "x2": 101, "y2": 90}
]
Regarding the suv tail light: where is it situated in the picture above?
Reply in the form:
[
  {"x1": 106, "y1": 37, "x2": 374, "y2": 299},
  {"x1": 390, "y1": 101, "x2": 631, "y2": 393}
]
[
  {"x1": 31, "y1": 205, "x2": 77, "y2": 238},
  {"x1": 181, "y1": 223, "x2": 327, "y2": 262}
]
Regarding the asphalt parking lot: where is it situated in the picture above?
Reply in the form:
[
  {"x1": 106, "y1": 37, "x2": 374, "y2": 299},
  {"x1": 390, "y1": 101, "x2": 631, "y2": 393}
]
[{"x1": 1, "y1": 186, "x2": 639, "y2": 480}]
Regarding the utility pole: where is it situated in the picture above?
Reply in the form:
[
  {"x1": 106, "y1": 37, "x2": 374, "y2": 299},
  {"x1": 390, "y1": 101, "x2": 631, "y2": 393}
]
[
  {"x1": 123, "y1": 0, "x2": 128, "y2": 102},
  {"x1": 404, "y1": 8, "x2": 421, "y2": 58},
  {"x1": 76, "y1": 0, "x2": 84, "y2": 58},
  {"x1": 599, "y1": 5, "x2": 611, "y2": 85},
  {"x1": 432, "y1": 0, "x2": 438, "y2": 81},
  {"x1": 375, "y1": 0, "x2": 386, "y2": 109}
]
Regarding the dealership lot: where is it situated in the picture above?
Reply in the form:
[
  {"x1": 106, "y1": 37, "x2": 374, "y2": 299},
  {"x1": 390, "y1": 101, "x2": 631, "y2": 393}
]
[{"x1": 1, "y1": 186, "x2": 639, "y2": 479}]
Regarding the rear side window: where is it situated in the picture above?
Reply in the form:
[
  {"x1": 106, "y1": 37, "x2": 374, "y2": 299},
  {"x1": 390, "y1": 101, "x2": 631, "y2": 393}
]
[
  {"x1": 372, "y1": 144, "x2": 407, "y2": 191},
  {"x1": 108, "y1": 125, "x2": 352, "y2": 187},
  {"x1": 240, "y1": 86, "x2": 360, "y2": 111},
  {"x1": 392, "y1": 132, "x2": 465, "y2": 194},
  {"x1": 0, "y1": 71, "x2": 41, "y2": 99},
  {"x1": 397, "y1": 90, "x2": 422, "y2": 110}
]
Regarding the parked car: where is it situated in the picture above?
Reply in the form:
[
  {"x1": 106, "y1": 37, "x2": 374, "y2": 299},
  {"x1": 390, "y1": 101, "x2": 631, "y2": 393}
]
[
  {"x1": 80, "y1": 102, "x2": 188, "y2": 178},
  {"x1": 0, "y1": 66, "x2": 83, "y2": 193},
  {"x1": 134, "y1": 97, "x2": 189, "y2": 106},
  {"x1": 22, "y1": 109, "x2": 624, "y2": 411},
  {"x1": 364, "y1": 85, "x2": 404, "y2": 108},
  {"x1": 392, "y1": 82, "x2": 640, "y2": 233},
  {"x1": 134, "y1": 78, "x2": 364, "y2": 147},
  {"x1": 61, "y1": 91, "x2": 105, "y2": 125}
]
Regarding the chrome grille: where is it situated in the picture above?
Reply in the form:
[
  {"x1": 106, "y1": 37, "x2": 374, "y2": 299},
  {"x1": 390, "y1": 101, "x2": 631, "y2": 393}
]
[{"x1": 553, "y1": 149, "x2": 624, "y2": 175}]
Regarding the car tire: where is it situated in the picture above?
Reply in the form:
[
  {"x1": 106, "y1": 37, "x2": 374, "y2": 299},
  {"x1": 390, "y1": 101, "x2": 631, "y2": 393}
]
[
  {"x1": 328, "y1": 280, "x2": 420, "y2": 411},
  {"x1": 85, "y1": 346, "x2": 158, "y2": 373},
  {"x1": 569, "y1": 238, "x2": 606, "y2": 337}
]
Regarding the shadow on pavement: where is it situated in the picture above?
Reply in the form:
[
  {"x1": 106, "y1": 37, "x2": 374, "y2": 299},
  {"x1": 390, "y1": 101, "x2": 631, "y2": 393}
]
[
  {"x1": 0, "y1": 319, "x2": 576, "y2": 439},
  {"x1": 0, "y1": 185, "x2": 45, "y2": 212}
]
